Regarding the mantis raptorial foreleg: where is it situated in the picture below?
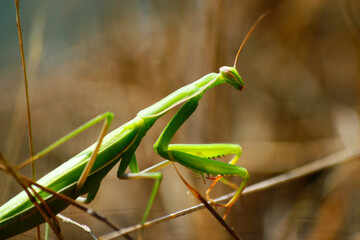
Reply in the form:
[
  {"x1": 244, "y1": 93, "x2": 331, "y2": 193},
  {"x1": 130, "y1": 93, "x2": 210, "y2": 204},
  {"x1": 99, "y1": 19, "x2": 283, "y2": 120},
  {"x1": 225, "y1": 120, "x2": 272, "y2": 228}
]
[
  {"x1": 153, "y1": 97, "x2": 249, "y2": 219},
  {"x1": 170, "y1": 143, "x2": 248, "y2": 217}
]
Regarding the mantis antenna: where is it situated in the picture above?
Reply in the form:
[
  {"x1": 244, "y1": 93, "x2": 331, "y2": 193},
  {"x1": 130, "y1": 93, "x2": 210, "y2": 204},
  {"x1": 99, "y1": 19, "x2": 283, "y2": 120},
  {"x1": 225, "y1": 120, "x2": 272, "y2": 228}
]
[{"x1": 233, "y1": 12, "x2": 269, "y2": 68}]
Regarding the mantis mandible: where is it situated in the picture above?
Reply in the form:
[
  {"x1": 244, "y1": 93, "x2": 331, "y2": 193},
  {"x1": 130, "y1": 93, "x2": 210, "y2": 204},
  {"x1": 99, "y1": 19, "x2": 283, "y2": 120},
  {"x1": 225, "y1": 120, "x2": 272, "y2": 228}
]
[{"x1": 0, "y1": 12, "x2": 265, "y2": 240}]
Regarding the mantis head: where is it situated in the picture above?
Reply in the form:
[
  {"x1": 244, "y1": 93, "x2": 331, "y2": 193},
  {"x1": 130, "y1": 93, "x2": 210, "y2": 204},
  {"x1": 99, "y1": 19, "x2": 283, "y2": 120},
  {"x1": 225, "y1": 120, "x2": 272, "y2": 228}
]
[
  {"x1": 220, "y1": 66, "x2": 244, "y2": 91},
  {"x1": 219, "y1": 12, "x2": 268, "y2": 92}
]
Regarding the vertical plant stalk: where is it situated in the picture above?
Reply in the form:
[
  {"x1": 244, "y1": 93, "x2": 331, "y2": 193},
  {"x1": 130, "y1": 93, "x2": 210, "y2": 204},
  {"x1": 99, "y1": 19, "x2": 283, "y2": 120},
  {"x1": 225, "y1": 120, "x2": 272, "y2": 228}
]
[
  {"x1": 14, "y1": 0, "x2": 39, "y2": 238},
  {"x1": 14, "y1": 0, "x2": 35, "y2": 177}
]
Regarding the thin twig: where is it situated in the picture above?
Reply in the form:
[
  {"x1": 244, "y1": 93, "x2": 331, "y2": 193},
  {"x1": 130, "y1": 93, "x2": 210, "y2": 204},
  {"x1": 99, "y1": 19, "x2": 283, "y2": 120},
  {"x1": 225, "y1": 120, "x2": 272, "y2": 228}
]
[
  {"x1": 172, "y1": 164, "x2": 241, "y2": 240},
  {"x1": 101, "y1": 147, "x2": 360, "y2": 238}
]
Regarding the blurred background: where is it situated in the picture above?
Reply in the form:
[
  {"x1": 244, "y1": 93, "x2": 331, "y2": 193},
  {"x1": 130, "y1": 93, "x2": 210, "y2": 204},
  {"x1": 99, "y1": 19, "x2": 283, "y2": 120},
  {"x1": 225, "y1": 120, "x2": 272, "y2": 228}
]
[{"x1": 0, "y1": 0, "x2": 360, "y2": 239}]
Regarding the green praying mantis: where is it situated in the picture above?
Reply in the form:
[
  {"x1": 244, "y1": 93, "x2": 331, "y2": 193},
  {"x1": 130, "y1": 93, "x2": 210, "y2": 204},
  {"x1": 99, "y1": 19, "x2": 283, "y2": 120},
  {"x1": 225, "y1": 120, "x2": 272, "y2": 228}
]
[{"x1": 0, "y1": 9, "x2": 266, "y2": 239}]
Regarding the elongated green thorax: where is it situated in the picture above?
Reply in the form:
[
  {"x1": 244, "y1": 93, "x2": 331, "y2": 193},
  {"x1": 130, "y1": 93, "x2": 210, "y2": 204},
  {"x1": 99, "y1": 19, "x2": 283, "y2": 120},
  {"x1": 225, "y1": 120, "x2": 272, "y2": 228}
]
[{"x1": 138, "y1": 66, "x2": 244, "y2": 120}]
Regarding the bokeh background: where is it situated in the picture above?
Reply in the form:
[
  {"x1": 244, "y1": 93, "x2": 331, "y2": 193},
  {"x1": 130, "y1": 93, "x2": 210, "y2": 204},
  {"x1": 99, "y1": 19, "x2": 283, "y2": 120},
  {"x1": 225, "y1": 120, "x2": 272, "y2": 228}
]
[{"x1": 1, "y1": 0, "x2": 360, "y2": 239}]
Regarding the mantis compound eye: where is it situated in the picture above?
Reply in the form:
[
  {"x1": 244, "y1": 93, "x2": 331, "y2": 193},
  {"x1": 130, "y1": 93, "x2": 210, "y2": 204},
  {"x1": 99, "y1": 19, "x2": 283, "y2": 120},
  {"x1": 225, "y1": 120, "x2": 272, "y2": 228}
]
[{"x1": 219, "y1": 66, "x2": 245, "y2": 91}]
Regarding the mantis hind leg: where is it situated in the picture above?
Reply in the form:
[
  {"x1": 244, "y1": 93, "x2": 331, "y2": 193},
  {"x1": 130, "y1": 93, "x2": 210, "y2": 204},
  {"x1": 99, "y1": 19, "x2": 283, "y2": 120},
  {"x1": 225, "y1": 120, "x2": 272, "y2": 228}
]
[
  {"x1": 21, "y1": 112, "x2": 114, "y2": 201},
  {"x1": 16, "y1": 112, "x2": 114, "y2": 172},
  {"x1": 5, "y1": 112, "x2": 114, "y2": 237}
]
